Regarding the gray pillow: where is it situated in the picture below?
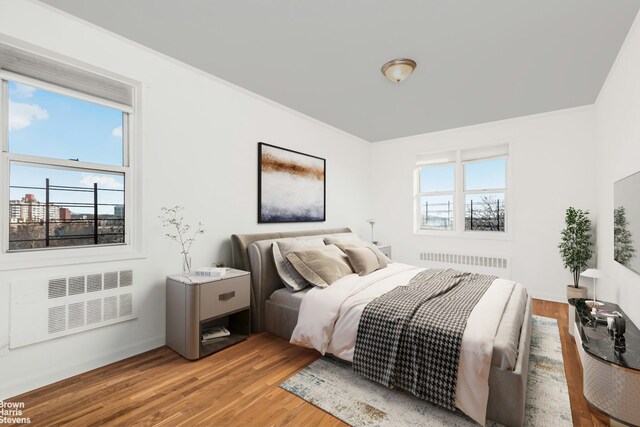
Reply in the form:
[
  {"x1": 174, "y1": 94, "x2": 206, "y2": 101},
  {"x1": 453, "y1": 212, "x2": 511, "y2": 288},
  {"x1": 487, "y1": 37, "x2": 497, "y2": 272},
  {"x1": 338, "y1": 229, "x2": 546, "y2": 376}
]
[
  {"x1": 272, "y1": 237, "x2": 326, "y2": 291},
  {"x1": 335, "y1": 242, "x2": 391, "y2": 267},
  {"x1": 286, "y1": 245, "x2": 354, "y2": 288},
  {"x1": 344, "y1": 247, "x2": 382, "y2": 276}
]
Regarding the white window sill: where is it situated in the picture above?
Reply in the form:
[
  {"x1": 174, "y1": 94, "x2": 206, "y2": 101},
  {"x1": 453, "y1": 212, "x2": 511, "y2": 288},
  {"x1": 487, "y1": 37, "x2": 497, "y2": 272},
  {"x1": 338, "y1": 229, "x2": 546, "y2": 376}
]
[
  {"x1": 414, "y1": 229, "x2": 512, "y2": 241},
  {"x1": 0, "y1": 246, "x2": 147, "y2": 271}
]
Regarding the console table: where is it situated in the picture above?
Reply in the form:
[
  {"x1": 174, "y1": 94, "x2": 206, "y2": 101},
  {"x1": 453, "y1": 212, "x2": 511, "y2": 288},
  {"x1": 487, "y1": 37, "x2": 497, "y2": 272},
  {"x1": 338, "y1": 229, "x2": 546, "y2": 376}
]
[{"x1": 570, "y1": 298, "x2": 640, "y2": 426}]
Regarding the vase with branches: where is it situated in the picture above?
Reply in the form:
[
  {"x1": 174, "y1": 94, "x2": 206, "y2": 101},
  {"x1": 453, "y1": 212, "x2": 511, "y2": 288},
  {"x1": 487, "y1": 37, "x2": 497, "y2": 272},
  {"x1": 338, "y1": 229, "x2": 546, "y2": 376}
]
[
  {"x1": 558, "y1": 207, "x2": 593, "y2": 288},
  {"x1": 159, "y1": 206, "x2": 205, "y2": 274}
]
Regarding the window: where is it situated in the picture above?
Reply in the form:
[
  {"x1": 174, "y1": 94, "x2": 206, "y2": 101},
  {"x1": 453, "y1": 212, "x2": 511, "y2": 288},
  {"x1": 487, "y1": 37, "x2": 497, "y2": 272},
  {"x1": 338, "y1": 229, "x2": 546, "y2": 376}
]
[
  {"x1": 417, "y1": 164, "x2": 455, "y2": 231},
  {"x1": 1, "y1": 44, "x2": 134, "y2": 253},
  {"x1": 415, "y1": 145, "x2": 509, "y2": 235}
]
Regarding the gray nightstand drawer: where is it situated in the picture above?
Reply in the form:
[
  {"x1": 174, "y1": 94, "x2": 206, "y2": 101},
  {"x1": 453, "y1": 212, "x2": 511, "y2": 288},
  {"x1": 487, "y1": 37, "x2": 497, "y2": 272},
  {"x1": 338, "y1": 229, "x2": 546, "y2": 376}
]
[{"x1": 200, "y1": 275, "x2": 250, "y2": 320}]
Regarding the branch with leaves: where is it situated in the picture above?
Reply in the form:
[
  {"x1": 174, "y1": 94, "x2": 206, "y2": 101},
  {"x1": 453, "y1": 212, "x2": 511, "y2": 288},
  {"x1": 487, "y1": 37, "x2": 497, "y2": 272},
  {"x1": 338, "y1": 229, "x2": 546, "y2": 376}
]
[
  {"x1": 159, "y1": 206, "x2": 205, "y2": 273},
  {"x1": 614, "y1": 206, "x2": 636, "y2": 267}
]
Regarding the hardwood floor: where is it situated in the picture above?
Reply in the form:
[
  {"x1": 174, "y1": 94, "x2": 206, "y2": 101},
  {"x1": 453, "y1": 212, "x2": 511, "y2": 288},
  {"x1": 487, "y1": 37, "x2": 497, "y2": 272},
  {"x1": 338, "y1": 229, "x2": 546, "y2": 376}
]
[{"x1": 8, "y1": 299, "x2": 608, "y2": 426}]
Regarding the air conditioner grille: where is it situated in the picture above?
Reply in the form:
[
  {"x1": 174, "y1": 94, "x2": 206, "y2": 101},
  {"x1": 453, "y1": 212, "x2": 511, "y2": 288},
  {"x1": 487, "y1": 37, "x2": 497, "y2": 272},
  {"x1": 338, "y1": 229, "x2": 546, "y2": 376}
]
[
  {"x1": 104, "y1": 295, "x2": 118, "y2": 320},
  {"x1": 68, "y1": 276, "x2": 85, "y2": 295},
  {"x1": 87, "y1": 299, "x2": 102, "y2": 325},
  {"x1": 119, "y1": 270, "x2": 133, "y2": 287},
  {"x1": 68, "y1": 301, "x2": 85, "y2": 329},
  {"x1": 48, "y1": 278, "x2": 67, "y2": 299},
  {"x1": 48, "y1": 306, "x2": 66, "y2": 333},
  {"x1": 104, "y1": 272, "x2": 118, "y2": 290},
  {"x1": 12, "y1": 268, "x2": 137, "y2": 347},
  {"x1": 87, "y1": 274, "x2": 102, "y2": 293},
  {"x1": 119, "y1": 293, "x2": 133, "y2": 317}
]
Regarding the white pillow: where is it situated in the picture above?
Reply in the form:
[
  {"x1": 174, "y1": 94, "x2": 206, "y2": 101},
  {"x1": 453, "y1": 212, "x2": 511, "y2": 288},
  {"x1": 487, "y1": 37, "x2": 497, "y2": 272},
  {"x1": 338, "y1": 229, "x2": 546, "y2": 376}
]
[{"x1": 272, "y1": 237, "x2": 326, "y2": 291}]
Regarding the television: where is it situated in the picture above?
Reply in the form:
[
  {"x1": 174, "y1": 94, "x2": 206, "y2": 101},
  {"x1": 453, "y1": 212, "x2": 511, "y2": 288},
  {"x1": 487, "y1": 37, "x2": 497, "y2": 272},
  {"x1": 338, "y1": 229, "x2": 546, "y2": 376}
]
[{"x1": 614, "y1": 170, "x2": 640, "y2": 274}]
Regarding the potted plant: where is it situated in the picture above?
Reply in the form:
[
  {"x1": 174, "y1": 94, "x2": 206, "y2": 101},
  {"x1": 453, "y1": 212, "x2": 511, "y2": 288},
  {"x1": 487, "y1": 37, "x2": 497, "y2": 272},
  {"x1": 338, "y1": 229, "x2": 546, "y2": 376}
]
[{"x1": 558, "y1": 207, "x2": 593, "y2": 300}]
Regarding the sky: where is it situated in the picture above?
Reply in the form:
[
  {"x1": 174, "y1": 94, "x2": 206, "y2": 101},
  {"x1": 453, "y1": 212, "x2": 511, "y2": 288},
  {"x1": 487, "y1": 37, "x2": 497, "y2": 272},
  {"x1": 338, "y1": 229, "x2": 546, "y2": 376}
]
[
  {"x1": 419, "y1": 158, "x2": 506, "y2": 193},
  {"x1": 7, "y1": 81, "x2": 125, "y2": 214}
]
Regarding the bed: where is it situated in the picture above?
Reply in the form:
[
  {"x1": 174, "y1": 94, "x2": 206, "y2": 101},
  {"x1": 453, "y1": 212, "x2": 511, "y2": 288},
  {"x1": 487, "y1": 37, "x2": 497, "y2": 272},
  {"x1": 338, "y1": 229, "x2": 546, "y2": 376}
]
[{"x1": 231, "y1": 228, "x2": 532, "y2": 427}]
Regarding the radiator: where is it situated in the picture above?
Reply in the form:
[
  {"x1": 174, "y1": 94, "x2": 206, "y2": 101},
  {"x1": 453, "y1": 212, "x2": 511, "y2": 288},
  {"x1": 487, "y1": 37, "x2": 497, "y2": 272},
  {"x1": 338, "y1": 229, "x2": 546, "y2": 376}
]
[
  {"x1": 418, "y1": 251, "x2": 511, "y2": 279},
  {"x1": 10, "y1": 269, "x2": 136, "y2": 349}
]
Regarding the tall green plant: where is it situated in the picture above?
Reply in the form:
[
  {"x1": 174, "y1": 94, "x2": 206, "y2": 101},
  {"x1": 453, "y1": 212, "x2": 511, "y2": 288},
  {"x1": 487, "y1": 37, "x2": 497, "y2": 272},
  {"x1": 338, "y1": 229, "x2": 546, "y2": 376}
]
[
  {"x1": 558, "y1": 207, "x2": 593, "y2": 287},
  {"x1": 614, "y1": 206, "x2": 636, "y2": 267}
]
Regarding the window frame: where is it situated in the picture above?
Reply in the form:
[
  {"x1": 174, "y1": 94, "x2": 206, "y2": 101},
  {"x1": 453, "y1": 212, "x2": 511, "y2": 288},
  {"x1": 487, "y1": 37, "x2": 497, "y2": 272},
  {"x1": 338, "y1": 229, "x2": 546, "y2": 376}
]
[
  {"x1": 462, "y1": 155, "x2": 508, "y2": 234},
  {"x1": 414, "y1": 161, "x2": 457, "y2": 232},
  {"x1": 0, "y1": 53, "x2": 143, "y2": 270},
  {"x1": 414, "y1": 145, "x2": 512, "y2": 240}
]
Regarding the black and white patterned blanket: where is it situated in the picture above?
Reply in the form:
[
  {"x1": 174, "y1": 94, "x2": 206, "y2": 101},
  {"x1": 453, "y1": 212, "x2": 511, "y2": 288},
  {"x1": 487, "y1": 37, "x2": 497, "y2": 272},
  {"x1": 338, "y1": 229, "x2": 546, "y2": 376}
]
[{"x1": 353, "y1": 269, "x2": 495, "y2": 410}]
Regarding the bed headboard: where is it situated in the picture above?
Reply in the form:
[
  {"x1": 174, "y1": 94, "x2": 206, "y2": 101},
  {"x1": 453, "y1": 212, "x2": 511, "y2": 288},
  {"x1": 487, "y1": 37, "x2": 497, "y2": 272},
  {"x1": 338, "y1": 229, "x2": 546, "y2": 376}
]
[{"x1": 230, "y1": 227, "x2": 351, "y2": 332}]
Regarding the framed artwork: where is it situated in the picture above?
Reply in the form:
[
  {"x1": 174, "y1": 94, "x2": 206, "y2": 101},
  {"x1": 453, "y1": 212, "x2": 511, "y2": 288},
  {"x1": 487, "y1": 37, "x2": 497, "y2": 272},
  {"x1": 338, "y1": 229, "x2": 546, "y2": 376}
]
[{"x1": 258, "y1": 142, "x2": 326, "y2": 223}]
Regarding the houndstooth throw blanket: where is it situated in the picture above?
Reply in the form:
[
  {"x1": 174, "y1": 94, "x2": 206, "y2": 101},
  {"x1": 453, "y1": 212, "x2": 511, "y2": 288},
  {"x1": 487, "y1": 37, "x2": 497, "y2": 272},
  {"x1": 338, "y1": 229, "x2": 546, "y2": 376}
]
[{"x1": 353, "y1": 269, "x2": 495, "y2": 411}]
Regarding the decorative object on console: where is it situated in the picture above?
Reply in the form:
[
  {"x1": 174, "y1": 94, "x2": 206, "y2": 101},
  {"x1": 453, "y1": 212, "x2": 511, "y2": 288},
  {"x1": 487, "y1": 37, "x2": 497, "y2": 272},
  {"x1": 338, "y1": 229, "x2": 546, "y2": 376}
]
[
  {"x1": 258, "y1": 142, "x2": 326, "y2": 223},
  {"x1": 614, "y1": 170, "x2": 640, "y2": 273},
  {"x1": 580, "y1": 268, "x2": 603, "y2": 312},
  {"x1": 558, "y1": 207, "x2": 593, "y2": 299},
  {"x1": 159, "y1": 206, "x2": 205, "y2": 274}
]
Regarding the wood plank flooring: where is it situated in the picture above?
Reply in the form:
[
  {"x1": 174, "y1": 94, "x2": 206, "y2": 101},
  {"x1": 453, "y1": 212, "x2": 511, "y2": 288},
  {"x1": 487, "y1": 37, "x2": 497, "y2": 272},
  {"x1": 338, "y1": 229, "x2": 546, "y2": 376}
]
[{"x1": 7, "y1": 299, "x2": 608, "y2": 426}]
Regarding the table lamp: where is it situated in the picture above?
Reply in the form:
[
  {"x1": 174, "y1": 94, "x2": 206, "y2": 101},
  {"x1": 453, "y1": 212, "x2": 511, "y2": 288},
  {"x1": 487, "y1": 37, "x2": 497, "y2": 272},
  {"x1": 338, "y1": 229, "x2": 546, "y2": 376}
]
[{"x1": 580, "y1": 268, "x2": 603, "y2": 311}]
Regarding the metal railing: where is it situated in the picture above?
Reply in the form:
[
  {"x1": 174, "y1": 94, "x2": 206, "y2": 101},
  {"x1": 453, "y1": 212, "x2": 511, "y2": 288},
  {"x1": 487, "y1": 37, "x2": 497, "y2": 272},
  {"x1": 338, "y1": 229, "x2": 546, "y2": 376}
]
[
  {"x1": 422, "y1": 199, "x2": 505, "y2": 231},
  {"x1": 9, "y1": 179, "x2": 125, "y2": 250}
]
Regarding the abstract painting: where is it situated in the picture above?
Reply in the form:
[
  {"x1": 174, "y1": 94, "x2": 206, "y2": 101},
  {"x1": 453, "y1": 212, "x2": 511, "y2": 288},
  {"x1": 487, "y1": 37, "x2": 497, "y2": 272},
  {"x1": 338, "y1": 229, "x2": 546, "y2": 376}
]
[{"x1": 258, "y1": 143, "x2": 326, "y2": 223}]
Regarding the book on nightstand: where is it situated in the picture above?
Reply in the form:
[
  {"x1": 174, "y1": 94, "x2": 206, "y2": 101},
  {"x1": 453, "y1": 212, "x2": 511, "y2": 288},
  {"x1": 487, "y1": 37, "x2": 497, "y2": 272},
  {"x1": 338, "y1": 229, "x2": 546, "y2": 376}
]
[
  {"x1": 202, "y1": 326, "x2": 230, "y2": 342},
  {"x1": 194, "y1": 267, "x2": 227, "y2": 278}
]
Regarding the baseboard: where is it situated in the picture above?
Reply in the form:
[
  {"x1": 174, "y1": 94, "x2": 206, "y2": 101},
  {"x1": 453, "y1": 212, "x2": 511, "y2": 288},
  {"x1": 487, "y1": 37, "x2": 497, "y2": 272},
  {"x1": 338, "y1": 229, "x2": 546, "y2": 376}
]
[
  {"x1": 530, "y1": 292, "x2": 568, "y2": 304},
  {"x1": 0, "y1": 335, "x2": 165, "y2": 400}
]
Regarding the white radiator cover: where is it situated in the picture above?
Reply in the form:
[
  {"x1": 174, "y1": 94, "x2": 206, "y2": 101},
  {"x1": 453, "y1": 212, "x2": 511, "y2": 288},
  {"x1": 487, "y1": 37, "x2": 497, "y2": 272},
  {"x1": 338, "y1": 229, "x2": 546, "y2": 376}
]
[
  {"x1": 10, "y1": 269, "x2": 136, "y2": 349},
  {"x1": 418, "y1": 251, "x2": 511, "y2": 279}
]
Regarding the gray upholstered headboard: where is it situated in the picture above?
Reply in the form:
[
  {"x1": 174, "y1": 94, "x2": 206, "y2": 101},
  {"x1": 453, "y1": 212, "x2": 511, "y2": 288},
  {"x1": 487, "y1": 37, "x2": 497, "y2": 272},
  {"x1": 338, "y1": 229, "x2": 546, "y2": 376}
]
[{"x1": 230, "y1": 227, "x2": 351, "y2": 332}]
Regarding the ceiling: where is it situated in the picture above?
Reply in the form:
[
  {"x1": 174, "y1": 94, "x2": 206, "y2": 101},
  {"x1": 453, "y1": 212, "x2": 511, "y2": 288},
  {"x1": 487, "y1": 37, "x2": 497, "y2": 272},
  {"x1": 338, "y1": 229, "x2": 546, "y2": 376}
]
[{"x1": 41, "y1": 0, "x2": 640, "y2": 142}]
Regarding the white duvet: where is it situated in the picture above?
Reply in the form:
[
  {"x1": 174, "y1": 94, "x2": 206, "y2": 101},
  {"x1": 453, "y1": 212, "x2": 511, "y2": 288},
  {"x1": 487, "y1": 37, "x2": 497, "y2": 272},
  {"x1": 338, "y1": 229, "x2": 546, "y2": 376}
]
[{"x1": 290, "y1": 262, "x2": 517, "y2": 426}]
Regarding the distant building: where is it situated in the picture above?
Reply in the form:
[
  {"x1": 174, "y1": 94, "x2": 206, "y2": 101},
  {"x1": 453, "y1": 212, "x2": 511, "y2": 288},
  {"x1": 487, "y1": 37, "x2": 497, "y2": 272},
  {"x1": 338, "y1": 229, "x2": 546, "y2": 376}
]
[
  {"x1": 114, "y1": 205, "x2": 124, "y2": 218},
  {"x1": 59, "y1": 208, "x2": 71, "y2": 221},
  {"x1": 9, "y1": 194, "x2": 65, "y2": 223}
]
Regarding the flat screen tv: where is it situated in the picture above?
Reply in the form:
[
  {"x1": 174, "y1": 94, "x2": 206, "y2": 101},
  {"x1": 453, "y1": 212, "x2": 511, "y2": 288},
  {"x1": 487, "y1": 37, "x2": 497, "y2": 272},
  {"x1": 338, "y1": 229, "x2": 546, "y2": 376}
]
[{"x1": 614, "y1": 171, "x2": 640, "y2": 274}]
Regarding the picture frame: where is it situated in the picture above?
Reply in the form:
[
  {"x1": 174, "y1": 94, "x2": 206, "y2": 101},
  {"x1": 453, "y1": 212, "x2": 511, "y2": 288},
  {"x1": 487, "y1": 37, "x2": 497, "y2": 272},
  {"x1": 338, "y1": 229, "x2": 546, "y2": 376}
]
[{"x1": 258, "y1": 142, "x2": 326, "y2": 223}]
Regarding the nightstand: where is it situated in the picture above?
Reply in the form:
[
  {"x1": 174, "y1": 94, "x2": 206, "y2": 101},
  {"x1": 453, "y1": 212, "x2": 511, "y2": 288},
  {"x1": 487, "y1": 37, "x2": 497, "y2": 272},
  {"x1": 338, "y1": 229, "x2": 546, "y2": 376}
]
[
  {"x1": 166, "y1": 269, "x2": 250, "y2": 360},
  {"x1": 377, "y1": 244, "x2": 392, "y2": 260}
]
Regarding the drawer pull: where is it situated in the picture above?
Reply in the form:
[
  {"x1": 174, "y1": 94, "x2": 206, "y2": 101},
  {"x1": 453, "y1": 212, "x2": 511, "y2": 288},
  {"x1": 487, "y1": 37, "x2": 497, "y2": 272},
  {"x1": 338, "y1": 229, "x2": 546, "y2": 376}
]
[{"x1": 219, "y1": 291, "x2": 235, "y2": 301}]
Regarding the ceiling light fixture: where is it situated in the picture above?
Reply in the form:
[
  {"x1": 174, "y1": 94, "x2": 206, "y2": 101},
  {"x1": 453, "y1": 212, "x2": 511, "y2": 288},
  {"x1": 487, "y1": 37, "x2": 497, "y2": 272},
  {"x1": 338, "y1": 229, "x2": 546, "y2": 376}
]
[{"x1": 381, "y1": 58, "x2": 417, "y2": 83}]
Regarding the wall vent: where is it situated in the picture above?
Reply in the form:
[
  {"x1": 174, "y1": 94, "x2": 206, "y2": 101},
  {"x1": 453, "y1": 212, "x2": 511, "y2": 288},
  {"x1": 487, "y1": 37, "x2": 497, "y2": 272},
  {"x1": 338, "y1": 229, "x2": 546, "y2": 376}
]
[
  {"x1": 11, "y1": 269, "x2": 136, "y2": 349},
  {"x1": 418, "y1": 251, "x2": 511, "y2": 279}
]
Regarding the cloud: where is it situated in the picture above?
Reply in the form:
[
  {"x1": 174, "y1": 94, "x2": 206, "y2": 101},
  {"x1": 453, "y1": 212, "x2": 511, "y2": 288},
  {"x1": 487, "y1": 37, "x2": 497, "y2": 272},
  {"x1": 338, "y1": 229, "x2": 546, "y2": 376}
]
[
  {"x1": 80, "y1": 174, "x2": 124, "y2": 190},
  {"x1": 112, "y1": 126, "x2": 123, "y2": 138},
  {"x1": 10, "y1": 83, "x2": 36, "y2": 99},
  {"x1": 8, "y1": 100, "x2": 49, "y2": 131}
]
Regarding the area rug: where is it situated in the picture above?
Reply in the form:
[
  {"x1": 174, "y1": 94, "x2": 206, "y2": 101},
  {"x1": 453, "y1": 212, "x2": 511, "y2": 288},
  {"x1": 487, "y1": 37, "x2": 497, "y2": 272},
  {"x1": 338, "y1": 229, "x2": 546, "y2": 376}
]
[{"x1": 280, "y1": 315, "x2": 572, "y2": 426}]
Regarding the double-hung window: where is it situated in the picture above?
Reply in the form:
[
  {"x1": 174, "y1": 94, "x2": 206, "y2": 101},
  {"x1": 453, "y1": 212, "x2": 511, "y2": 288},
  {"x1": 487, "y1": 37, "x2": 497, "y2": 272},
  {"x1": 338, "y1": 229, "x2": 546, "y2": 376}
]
[
  {"x1": 415, "y1": 144, "x2": 509, "y2": 235},
  {"x1": 1, "y1": 43, "x2": 135, "y2": 253}
]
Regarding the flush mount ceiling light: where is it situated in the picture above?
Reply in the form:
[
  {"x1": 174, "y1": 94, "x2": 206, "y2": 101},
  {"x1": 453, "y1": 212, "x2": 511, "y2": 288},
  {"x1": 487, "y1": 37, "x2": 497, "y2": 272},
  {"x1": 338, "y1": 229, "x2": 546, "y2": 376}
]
[{"x1": 381, "y1": 58, "x2": 417, "y2": 83}]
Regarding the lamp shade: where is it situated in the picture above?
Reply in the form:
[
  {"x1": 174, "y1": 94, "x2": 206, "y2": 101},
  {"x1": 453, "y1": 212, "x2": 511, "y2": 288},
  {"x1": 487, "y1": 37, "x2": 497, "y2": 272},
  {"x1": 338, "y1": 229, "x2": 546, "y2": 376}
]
[
  {"x1": 381, "y1": 59, "x2": 416, "y2": 83},
  {"x1": 580, "y1": 268, "x2": 602, "y2": 279}
]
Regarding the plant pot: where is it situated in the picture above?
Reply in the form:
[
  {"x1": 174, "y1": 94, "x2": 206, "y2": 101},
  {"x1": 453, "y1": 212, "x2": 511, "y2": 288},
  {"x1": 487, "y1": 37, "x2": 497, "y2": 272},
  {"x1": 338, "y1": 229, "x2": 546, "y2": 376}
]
[{"x1": 567, "y1": 285, "x2": 588, "y2": 301}]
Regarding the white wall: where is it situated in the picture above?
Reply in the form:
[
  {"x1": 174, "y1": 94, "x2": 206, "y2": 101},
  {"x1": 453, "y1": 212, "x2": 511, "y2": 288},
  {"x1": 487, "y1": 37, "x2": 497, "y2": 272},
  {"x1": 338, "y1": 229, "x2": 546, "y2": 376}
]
[
  {"x1": 594, "y1": 11, "x2": 640, "y2": 325},
  {"x1": 371, "y1": 106, "x2": 597, "y2": 302},
  {"x1": 0, "y1": 1, "x2": 371, "y2": 399}
]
